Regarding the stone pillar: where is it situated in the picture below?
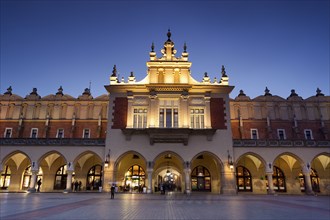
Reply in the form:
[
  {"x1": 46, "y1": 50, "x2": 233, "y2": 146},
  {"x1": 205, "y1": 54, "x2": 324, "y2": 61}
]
[
  {"x1": 27, "y1": 170, "x2": 38, "y2": 192},
  {"x1": 302, "y1": 164, "x2": 313, "y2": 195},
  {"x1": 64, "y1": 170, "x2": 73, "y2": 193},
  {"x1": 103, "y1": 161, "x2": 115, "y2": 192},
  {"x1": 221, "y1": 163, "x2": 237, "y2": 195},
  {"x1": 147, "y1": 168, "x2": 153, "y2": 194},
  {"x1": 180, "y1": 96, "x2": 189, "y2": 128},
  {"x1": 126, "y1": 93, "x2": 134, "y2": 128},
  {"x1": 204, "y1": 94, "x2": 211, "y2": 128},
  {"x1": 266, "y1": 173, "x2": 275, "y2": 194},
  {"x1": 183, "y1": 161, "x2": 191, "y2": 194}
]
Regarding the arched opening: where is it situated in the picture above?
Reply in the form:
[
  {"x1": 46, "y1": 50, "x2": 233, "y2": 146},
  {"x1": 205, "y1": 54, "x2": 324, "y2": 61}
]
[
  {"x1": 236, "y1": 166, "x2": 252, "y2": 192},
  {"x1": 0, "y1": 166, "x2": 11, "y2": 190},
  {"x1": 191, "y1": 165, "x2": 211, "y2": 191},
  {"x1": 21, "y1": 165, "x2": 43, "y2": 190},
  {"x1": 54, "y1": 164, "x2": 75, "y2": 190},
  {"x1": 272, "y1": 166, "x2": 286, "y2": 192},
  {"x1": 124, "y1": 165, "x2": 145, "y2": 193},
  {"x1": 86, "y1": 165, "x2": 102, "y2": 191}
]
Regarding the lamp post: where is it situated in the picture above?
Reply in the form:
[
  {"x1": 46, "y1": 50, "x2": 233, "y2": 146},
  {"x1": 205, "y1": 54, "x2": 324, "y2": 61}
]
[
  {"x1": 104, "y1": 149, "x2": 111, "y2": 168},
  {"x1": 227, "y1": 150, "x2": 234, "y2": 170}
]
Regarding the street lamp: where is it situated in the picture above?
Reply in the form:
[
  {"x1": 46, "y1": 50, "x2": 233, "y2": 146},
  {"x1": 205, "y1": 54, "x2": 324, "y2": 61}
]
[
  {"x1": 227, "y1": 150, "x2": 234, "y2": 170},
  {"x1": 104, "y1": 149, "x2": 111, "y2": 168}
]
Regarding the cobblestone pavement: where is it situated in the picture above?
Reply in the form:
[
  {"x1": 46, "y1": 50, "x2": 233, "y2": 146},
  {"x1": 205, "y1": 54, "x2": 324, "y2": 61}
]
[{"x1": 1, "y1": 192, "x2": 329, "y2": 220}]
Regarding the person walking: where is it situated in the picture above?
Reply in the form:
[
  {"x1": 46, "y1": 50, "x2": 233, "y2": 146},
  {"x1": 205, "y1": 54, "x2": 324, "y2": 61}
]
[
  {"x1": 37, "y1": 179, "x2": 42, "y2": 192},
  {"x1": 110, "y1": 184, "x2": 115, "y2": 199}
]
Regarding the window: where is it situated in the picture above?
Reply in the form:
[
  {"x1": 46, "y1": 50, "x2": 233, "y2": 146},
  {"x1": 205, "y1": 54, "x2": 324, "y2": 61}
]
[
  {"x1": 272, "y1": 166, "x2": 286, "y2": 192},
  {"x1": 190, "y1": 109, "x2": 205, "y2": 129},
  {"x1": 4, "y1": 128, "x2": 12, "y2": 138},
  {"x1": 191, "y1": 166, "x2": 211, "y2": 191},
  {"x1": 133, "y1": 108, "x2": 147, "y2": 128},
  {"x1": 124, "y1": 165, "x2": 146, "y2": 192},
  {"x1": 304, "y1": 129, "x2": 313, "y2": 140},
  {"x1": 236, "y1": 166, "x2": 252, "y2": 192},
  {"x1": 159, "y1": 108, "x2": 178, "y2": 128},
  {"x1": 277, "y1": 129, "x2": 286, "y2": 140},
  {"x1": 87, "y1": 165, "x2": 103, "y2": 190},
  {"x1": 56, "y1": 129, "x2": 64, "y2": 138},
  {"x1": 250, "y1": 129, "x2": 259, "y2": 140},
  {"x1": 0, "y1": 166, "x2": 11, "y2": 189},
  {"x1": 83, "y1": 129, "x2": 90, "y2": 139},
  {"x1": 30, "y1": 128, "x2": 38, "y2": 138}
]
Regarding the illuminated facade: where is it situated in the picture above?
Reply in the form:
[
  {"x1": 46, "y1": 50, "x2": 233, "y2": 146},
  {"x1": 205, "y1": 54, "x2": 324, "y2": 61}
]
[{"x1": 1, "y1": 31, "x2": 329, "y2": 195}]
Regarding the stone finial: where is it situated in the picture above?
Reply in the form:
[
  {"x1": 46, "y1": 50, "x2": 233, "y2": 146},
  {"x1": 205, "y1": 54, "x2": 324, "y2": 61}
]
[
  {"x1": 183, "y1": 42, "x2": 187, "y2": 53},
  {"x1": 56, "y1": 86, "x2": 63, "y2": 95},
  {"x1": 238, "y1": 90, "x2": 246, "y2": 97},
  {"x1": 316, "y1": 88, "x2": 324, "y2": 97},
  {"x1": 151, "y1": 42, "x2": 154, "y2": 52},
  {"x1": 264, "y1": 87, "x2": 272, "y2": 96},
  {"x1": 167, "y1": 29, "x2": 171, "y2": 41},
  {"x1": 4, "y1": 86, "x2": 12, "y2": 95},
  {"x1": 221, "y1": 65, "x2": 227, "y2": 77},
  {"x1": 111, "y1": 65, "x2": 117, "y2": 77},
  {"x1": 82, "y1": 88, "x2": 91, "y2": 96},
  {"x1": 204, "y1": 72, "x2": 208, "y2": 77},
  {"x1": 289, "y1": 89, "x2": 298, "y2": 97},
  {"x1": 30, "y1": 88, "x2": 38, "y2": 95},
  {"x1": 130, "y1": 71, "x2": 134, "y2": 77}
]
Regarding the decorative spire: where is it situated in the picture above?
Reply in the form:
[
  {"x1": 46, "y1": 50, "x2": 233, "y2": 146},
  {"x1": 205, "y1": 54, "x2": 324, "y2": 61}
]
[
  {"x1": 4, "y1": 86, "x2": 12, "y2": 95},
  {"x1": 111, "y1": 65, "x2": 117, "y2": 77},
  {"x1": 30, "y1": 88, "x2": 38, "y2": 95},
  {"x1": 130, "y1": 71, "x2": 134, "y2": 77},
  {"x1": 316, "y1": 88, "x2": 324, "y2": 96},
  {"x1": 183, "y1": 42, "x2": 187, "y2": 53},
  {"x1": 56, "y1": 86, "x2": 63, "y2": 95},
  {"x1": 151, "y1": 42, "x2": 154, "y2": 52},
  {"x1": 204, "y1": 72, "x2": 208, "y2": 77},
  {"x1": 82, "y1": 88, "x2": 91, "y2": 96},
  {"x1": 289, "y1": 89, "x2": 298, "y2": 97},
  {"x1": 221, "y1": 65, "x2": 227, "y2": 77},
  {"x1": 264, "y1": 87, "x2": 272, "y2": 96}
]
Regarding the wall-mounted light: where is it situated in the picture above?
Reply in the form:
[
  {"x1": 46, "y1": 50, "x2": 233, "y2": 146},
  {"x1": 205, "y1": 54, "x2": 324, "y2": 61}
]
[
  {"x1": 227, "y1": 150, "x2": 234, "y2": 170},
  {"x1": 104, "y1": 149, "x2": 111, "y2": 168},
  {"x1": 307, "y1": 162, "x2": 310, "y2": 170},
  {"x1": 268, "y1": 163, "x2": 272, "y2": 169}
]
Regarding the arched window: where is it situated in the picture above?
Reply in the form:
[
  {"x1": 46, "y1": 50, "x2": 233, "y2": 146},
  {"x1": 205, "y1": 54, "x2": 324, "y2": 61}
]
[
  {"x1": 22, "y1": 166, "x2": 43, "y2": 190},
  {"x1": 299, "y1": 168, "x2": 320, "y2": 193},
  {"x1": 191, "y1": 166, "x2": 211, "y2": 191},
  {"x1": 236, "y1": 166, "x2": 252, "y2": 192},
  {"x1": 86, "y1": 165, "x2": 103, "y2": 190},
  {"x1": 0, "y1": 166, "x2": 11, "y2": 190},
  {"x1": 54, "y1": 165, "x2": 75, "y2": 190},
  {"x1": 273, "y1": 166, "x2": 286, "y2": 192},
  {"x1": 124, "y1": 165, "x2": 145, "y2": 192}
]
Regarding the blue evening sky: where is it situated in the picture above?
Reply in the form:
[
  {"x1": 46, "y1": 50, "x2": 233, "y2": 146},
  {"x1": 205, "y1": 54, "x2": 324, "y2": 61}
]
[{"x1": 1, "y1": 0, "x2": 329, "y2": 99}]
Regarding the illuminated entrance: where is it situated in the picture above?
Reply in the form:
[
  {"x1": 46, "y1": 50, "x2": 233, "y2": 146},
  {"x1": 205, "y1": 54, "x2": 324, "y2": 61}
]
[
  {"x1": 124, "y1": 165, "x2": 145, "y2": 192},
  {"x1": 191, "y1": 166, "x2": 211, "y2": 191}
]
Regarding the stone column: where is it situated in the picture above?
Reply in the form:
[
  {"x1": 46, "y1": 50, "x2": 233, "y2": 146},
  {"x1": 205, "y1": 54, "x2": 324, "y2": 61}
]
[
  {"x1": 221, "y1": 163, "x2": 237, "y2": 195},
  {"x1": 103, "y1": 161, "x2": 115, "y2": 192},
  {"x1": 27, "y1": 170, "x2": 38, "y2": 192},
  {"x1": 302, "y1": 164, "x2": 313, "y2": 195},
  {"x1": 65, "y1": 170, "x2": 73, "y2": 193},
  {"x1": 266, "y1": 173, "x2": 275, "y2": 194},
  {"x1": 204, "y1": 94, "x2": 211, "y2": 128},
  {"x1": 147, "y1": 168, "x2": 153, "y2": 194},
  {"x1": 126, "y1": 93, "x2": 134, "y2": 128},
  {"x1": 183, "y1": 161, "x2": 191, "y2": 194}
]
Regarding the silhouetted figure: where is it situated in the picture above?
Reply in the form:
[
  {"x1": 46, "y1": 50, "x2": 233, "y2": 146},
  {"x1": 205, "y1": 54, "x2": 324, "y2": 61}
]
[
  {"x1": 37, "y1": 179, "x2": 42, "y2": 192},
  {"x1": 111, "y1": 184, "x2": 115, "y2": 199}
]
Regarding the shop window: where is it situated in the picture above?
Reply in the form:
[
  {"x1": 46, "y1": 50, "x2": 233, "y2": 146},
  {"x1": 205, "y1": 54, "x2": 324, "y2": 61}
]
[
  {"x1": 0, "y1": 166, "x2": 11, "y2": 190},
  {"x1": 86, "y1": 165, "x2": 103, "y2": 190},
  {"x1": 21, "y1": 166, "x2": 43, "y2": 190},
  {"x1": 298, "y1": 168, "x2": 320, "y2": 193},
  {"x1": 272, "y1": 166, "x2": 286, "y2": 192},
  {"x1": 54, "y1": 164, "x2": 74, "y2": 190},
  {"x1": 191, "y1": 166, "x2": 211, "y2": 191},
  {"x1": 236, "y1": 166, "x2": 252, "y2": 192}
]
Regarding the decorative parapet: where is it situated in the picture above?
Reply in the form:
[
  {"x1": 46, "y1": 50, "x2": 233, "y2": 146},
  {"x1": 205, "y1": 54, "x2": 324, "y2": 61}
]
[
  {"x1": 233, "y1": 139, "x2": 330, "y2": 147},
  {"x1": 0, "y1": 138, "x2": 105, "y2": 146},
  {"x1": 122, "y1": 128, "x2": 216, "y2": 145}
]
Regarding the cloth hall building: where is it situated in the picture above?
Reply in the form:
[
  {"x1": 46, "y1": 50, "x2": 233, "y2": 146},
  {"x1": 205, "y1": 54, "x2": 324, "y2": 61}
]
[{"x1": 1, "y1": 31, "x2": 329, "y2": 195}]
